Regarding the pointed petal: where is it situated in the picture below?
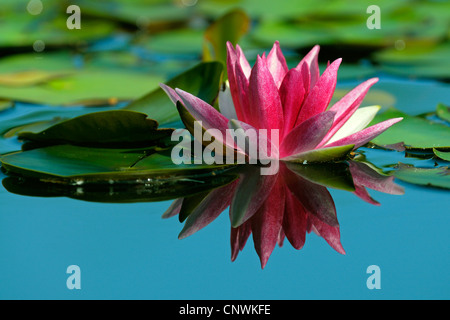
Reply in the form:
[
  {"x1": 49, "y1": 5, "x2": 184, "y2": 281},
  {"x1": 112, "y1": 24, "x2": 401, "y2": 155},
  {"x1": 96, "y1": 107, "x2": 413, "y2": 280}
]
[
  {"x1": 230, "y1": 220, "x2": 252, "y2": 261},
  {"x1": 218, "y1": 80, "x2": 238, "y2": 120},
  {"x1": 267, "y1": 41, "x2": 289, "y2": 88},
  {"x1": 226, "y1": 42, "x2": 247, "y2": 122},
  {"x1": 236, "y1": 44, "x2": 251, "y2": 79},
  {"x1": 309, "y1": 213, "x2": 345, "y2": 254},
  {"x1": 296, "y1": 45, "x2": 320, "y2": 90},
  {"x1": 318, "y1": 78, "x2": 379, "y2": 147},
  {"x1": 284, "y1": 169, "x2": 339, "y2": 227},
  {"x1": 176, "y1": 88, "x2": 229, "y2": 131},
  {"x1": 175, "y1": 88, "x2": 240, "y2": 153},
  {"x1": 251, "y1": 178, "x2": 285, "y2": 269},
  {"x1": 161, "y1": 198, "x2": 183, "y2": 219},
  {"x1": 248, "y1": 55, "x2": 284, "y2": 132},
  {"x1": 295, "y1": 58, "x2": 341, "y2": 127},
  {"x1": 280, "y1": 111, "x2": 335, "y2": 158},
  {"x1": 326, "y1": 106, "x2": 381, "y2": 145},
  {"x1": 160, "y1": 83, "x2": 181, "y2": 105},
  {"x1": 229, "y1": 165, "x2": 279, "y2": 227},
  {"x1": 324, "y1": 117, "x2": 403, "y2": 149},
  {"x1": 282, "y1": 190, "x2": 307, "y2": 250},
  {"x1": 349, "y1": 161, "x2": 405, "y2": 195},
  {"x1": 279, "y1": 62, "x2": 310, "y2": 133},
  {"x1": 178, "y1": 181, "x2": 237, "y2": 239},
  {"x1": 353, "y1": 184, "x2": 380, "y2": 206}
]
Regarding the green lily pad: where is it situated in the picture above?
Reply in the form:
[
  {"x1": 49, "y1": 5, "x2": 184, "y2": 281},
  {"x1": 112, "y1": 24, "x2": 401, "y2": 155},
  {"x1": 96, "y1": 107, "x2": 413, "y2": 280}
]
[
  {"x1": 0, "y1": 144, "x2": 234, "y2": 184},
  {"x1": 436, "y1": 103, "x2": 450, "y2": 123},
  {"x1": 17, "y1": 110, "x2": 173, "y2": 149},
  {"x1": 282, "y1": 144, "x2": 355, "y2": 163},
  {"x1": 433, "y1": 149, "x2": 450, "y2": 162},
  {"x1": 370, "y1": 107, "x2": 450, "y2": 150},
  {"x1": 0, "y1": 70, "x2": 164, "y2": 106},
  {"x1": 392, "y1": 163, "x2": 450, "y2": 189},
  {"x1": 0, "y1": 100, "x2": 14, "y2": 112}
]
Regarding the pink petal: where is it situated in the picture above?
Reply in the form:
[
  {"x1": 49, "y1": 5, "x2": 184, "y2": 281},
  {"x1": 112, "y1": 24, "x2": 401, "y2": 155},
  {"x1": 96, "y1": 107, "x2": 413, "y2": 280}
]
[
  {"x1": 318, "y1": 78, "x2": 379, "y2": 147},
  {"x1": 349, "y1": 161, "x2": 405, "y2": 195},
  {"x1": 228, "y1": 119, "x2": 280, "y2": 161},
  {"x1": 251, "y1": 178, "x2": 285, "y2": 269},
  {"x1": 226, "y1": 42, "x2": 248, "y2": 122},
  {"x1": 248, "y1": 55, "x2": 284, "y2": 132},
  {"x1": 267, "y1": 41, "x2": 289, "y2": 88},
  {"x1": 309, "y1": 214, "x2": 345, "y2": 255},
  {"x1": 230, "y1": 220, "x2": 252, "y2": 261},
  {"x1": 229, "y1": 165, "x2": 279, "y2": 227},
  {"x1": 324, "y1": 117, "x2": 403, "y2": 149},
  {"x1": 284, "y1": 167, "x2": 338, "y2": 227},
  {"x1": 236, "y1": 44, "x2": 251, "y2": 79},
  {"x1": 160, "y1": 83, "x2": 181, "y2": 105},
  {"x1": 175, "y1": 88, "x2": 239, "y2": 152},
  {"x1": 353, "y1": 184, "x2": 380, "y2": 206},
  {"x1": 161, "y1": 198, "x2": 183, "y2": 219},
  {"x1": 280, "y1": 110, "x2": 335, "y2": 158},
  {"x1": 282, "y1": 190, "x2": 307, "y2": 250},
  {"x1": 296, "y1": 45, "x2": 320, "y2": 90},
  {"x1": 295, "y1": 58, "x2": 342, "y2": 127},
  {"x1": 178, "y1": 181, "x2": 237, "y2": 239},
  {"x1": 279, "y1": 62, "x2": 310, "y2": 134}
]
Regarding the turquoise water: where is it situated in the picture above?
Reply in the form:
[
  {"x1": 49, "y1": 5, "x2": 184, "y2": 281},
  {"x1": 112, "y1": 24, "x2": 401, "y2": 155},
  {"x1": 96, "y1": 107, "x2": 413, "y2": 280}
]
[{"x1": 0, "y1": 78, "x2": 449, "y2": 300}]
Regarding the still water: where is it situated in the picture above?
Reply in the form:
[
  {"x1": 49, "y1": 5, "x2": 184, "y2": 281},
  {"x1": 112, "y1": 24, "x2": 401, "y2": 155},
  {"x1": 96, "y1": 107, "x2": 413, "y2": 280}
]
[{"x1": 0, "y1": 78, "x2": 449, "y2": 300}]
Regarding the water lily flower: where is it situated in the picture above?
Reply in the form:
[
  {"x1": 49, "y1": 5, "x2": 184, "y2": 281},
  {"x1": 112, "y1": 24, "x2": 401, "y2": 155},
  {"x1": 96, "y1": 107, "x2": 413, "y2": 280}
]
[{"x1": 160, "y1": 41, "x2": 403, "y2": 164}]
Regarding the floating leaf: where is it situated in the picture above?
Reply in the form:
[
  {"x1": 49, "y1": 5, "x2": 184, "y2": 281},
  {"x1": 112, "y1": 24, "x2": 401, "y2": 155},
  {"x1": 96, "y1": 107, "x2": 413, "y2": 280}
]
[
  {"x1": 282, "y1": 144, "x2": 355, "y2": 163},
  {"x1": 0, "y1": 100, "x2": 14, "y2": 112},
  {"x1": 433, "y1": 148, "x2": 450, "y2": 162},
  {"x1": 392, "y1": 163, "x2": 450, "y2": 189},
  {"x1": 436, "y1": 103, "x2": 450, "y2": 123},
  {"x1": 0, "y1": 144, "x2": 235, "y2": 184},
  {"x1": 0, "y1": 70, "x2": 72, "y2": 87},
  {"x1": 370, "y1": 107, "x2": 450, "y2": 150},
  {"x1": 17, "y1": 110, "x2": 173, "y2": 149},
  {"x1": 0, "y1": 70, "x2": 164, "y2": 106}
]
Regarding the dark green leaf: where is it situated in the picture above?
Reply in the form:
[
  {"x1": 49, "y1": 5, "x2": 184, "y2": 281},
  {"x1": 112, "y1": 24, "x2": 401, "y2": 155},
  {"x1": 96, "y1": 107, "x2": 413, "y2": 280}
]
[{"x1": 17, "y1": 110, "x2": 173, "y2": 149}]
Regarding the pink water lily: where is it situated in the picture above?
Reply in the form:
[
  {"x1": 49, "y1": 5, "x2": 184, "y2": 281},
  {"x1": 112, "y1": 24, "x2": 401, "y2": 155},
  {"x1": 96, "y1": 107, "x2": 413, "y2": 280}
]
[{"x1": 161, "y1": 41, "x2": 402, "y2": 163}]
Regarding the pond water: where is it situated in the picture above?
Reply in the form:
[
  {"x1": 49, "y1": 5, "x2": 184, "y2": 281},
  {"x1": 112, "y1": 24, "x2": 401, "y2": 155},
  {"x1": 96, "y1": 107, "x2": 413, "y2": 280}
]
[{"x1": 0, "y1": 76, "x2": 449, "y2": 300}]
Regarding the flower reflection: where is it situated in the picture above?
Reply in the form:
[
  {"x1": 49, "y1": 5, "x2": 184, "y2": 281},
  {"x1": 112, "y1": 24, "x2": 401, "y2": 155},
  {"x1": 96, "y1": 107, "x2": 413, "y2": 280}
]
[{"x1": 163, "y1": 160, "x2": 404, "y2": 268}]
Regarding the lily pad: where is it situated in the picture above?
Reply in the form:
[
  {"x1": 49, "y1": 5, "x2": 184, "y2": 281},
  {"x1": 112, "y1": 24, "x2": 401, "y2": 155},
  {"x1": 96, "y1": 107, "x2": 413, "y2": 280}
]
[
  {"x1": 0, "y1": 70, "x2": 164, "y2": 106},
  {"x1": 0, "y1": 100, "x2": 14, "y2": 112},
  {"x1": 17, "y1": 110, "x2": 173, "y2": 149},
  {"x1": 433, "y1": 149, "x2": 450, "y2": 162},
  {"x1": 0, "y1": 144, "x2": 234, "y2": 185},
  {"x1": 282, "y1": 144, "x2": 355, "y2": 163},
  {"x1": 370, "y1": 107, "x2": 450, "y2": 150},
  {"x1": 392, "y1": 163, "x2": 450, "y2": 189}
]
